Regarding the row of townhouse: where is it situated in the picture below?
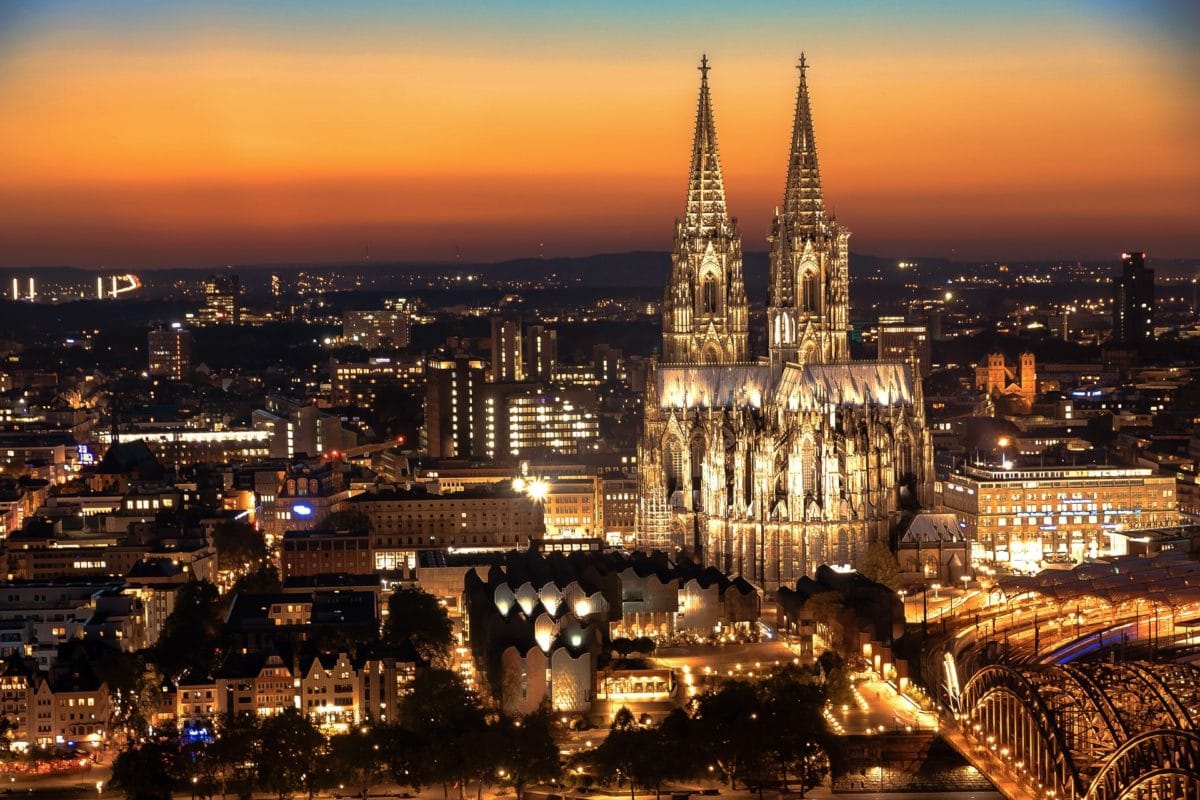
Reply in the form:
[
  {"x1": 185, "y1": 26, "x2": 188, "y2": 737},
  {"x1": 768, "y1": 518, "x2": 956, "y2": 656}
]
[
  {"x1": 176, "y1": 644, "x2": 420, "y2": 734},
  {"x1": 0, "y1": 657, "x2": 110, "y2": 750}
]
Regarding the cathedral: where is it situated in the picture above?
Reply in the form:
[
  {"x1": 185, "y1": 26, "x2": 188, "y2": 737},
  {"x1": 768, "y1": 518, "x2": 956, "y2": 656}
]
[{"x1": 637, "y1": 56, "x2": 933, "y2": 590}]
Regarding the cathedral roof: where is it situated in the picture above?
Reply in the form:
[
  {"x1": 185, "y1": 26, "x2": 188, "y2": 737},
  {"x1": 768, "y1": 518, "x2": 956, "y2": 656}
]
[
  {"x1": 656, "y1": 360, "x2": 915, "y2": 411},
  {"x1": 900, "y1": 512, "x2": 967, "y2": 545},
  {"x1": 657, "y1": 363, "x2": 776, "y2": 409},
  {"x1": 681, "y1": 55, "x2": 732, "y2": 239},
  {"x1": 777, "y1": 362, "x2": 915, "y2": 410}
]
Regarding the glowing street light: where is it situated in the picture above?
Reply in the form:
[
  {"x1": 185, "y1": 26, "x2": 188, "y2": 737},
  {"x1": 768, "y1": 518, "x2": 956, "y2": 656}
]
[{"x1": 526, "y1": 478, "x2": 549, "y2": 502}]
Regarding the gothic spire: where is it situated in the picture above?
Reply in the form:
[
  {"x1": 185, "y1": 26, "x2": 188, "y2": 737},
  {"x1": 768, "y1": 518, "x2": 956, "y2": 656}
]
[
  {"x1": 782, "y1": 53, "x2": 825, "y2": 236},
  {"x1": 683, "y1": 54, "x2": 730, "y2": 238}
]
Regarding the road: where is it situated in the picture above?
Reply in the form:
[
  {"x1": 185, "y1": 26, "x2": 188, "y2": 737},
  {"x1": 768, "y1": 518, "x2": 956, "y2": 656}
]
[
  {"x1": 653, "y1": 640, "x2": 800, "y2": 675},
  {"x1": 829, "y1": 678, "x2": 937, "y2": 736}
]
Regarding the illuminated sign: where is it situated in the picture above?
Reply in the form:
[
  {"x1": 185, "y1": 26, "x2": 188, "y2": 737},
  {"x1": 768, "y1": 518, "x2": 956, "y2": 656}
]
[
  {"x1": 77, "y1": 444, "x2": 96, "y2": 466},
  {"x1": 293, "y1": 503, "x2": 313, "y2": 518}
]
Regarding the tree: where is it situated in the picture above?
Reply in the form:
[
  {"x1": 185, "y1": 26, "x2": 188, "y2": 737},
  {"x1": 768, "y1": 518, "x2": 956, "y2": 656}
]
[
  {"x1": 760, "y1": 666, "x2": 831, "y2": 794},
  {"x1": 610, "y1": 637, "x2": 635, "y2": 657},
  {"x1": 0, "y1": 714, "x2": 13, "y2": 759},
  {"x1": 154, "y1": 580, "x2": 224, "y2": 680},
  {"x1": 325, "y1": 728, "x2": 385, "y2": 800},
  {"x1": 228, "y1": 565, "x2": 282, "y2": 597},
  {"x1": 823, "y1": 666, "x2": 854, "y2": 708},
  {"x1": 656, "y1": 708, "x2": 702, "y2": 784},
  {"x1": 93, "y1": 649, "x2": 161, "y2": 743},
  {"x1": 590, "y1": 707, "x2": 661, "y2": 800},
  {"x1": 459, "y1": 717, "x2": 504, "y2": 800},
  {"x1": 377, "y1": 723, "x2": 427, "y2": 792},
  {"x1": 499, "y1": 711, "x2": 562, "y2": 800},
  {"x1": 691, "y1": 680, "x2": 772, "y2": 795},
  {"x1": 256, "y1": 709, "x2": 324, "y2": 799},
  {"x1": 383, "y1": 588, "x2": 454, "y2": 665},
  {"x1": 859, "y1": 541, "x2": 902, "y2": 591},
  {"x1": 689, "y1": 666, "x2": 840, "y2": 798},
  {"x1": 630, "y1": 637, "x2": 656, "y2": 656},
  {"x1": 212, "y1": 520, "x2": 267, "y2": 570},
  {"x1": 399, "y1": 670, "x2": 484, "y2": 798},
  {"x1": 209, "y1": 712, "x2": 260, "y2": 800},
  {"x1": 110, "y1": 726, "x2": 185, "y2": 800},
  {"x1": 589, "y1": 707, "x2": 702, "y2": 800}
]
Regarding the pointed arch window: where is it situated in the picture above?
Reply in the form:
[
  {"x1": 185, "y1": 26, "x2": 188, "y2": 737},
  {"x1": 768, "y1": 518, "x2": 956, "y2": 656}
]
[
  {"x1": 801, "y1": 271, "x2": 819, "y2": 313},
  {"x1": 665, "y1": 438, "x2": 685, "y2": 494},
  {"x1": 690, "y1": 438, "x2": 705, "y2": 493},
  {"x1": 896, "y1": 435, "x2": 914, "y2": 480},
  {"x1": 800, "y1": 437, "x2": 816, "y2": 497},
  {"x1": 701, "y1": 276, "x2": 719, "y2": 314}
]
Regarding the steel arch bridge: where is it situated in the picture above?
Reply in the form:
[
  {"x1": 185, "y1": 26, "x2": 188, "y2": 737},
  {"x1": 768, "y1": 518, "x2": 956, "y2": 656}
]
[{"x1": 955, "y1": 661, "x2": 1200, "y2": 800}]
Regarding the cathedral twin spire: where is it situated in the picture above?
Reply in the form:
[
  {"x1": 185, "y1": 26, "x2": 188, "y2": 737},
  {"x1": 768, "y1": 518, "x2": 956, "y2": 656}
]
[
  {"x1": 664, "y1": 54, "x2": 844, "y2": 367},
  {"x1": 782, "y1": 54, "x2": 827, "y2": 239},
  {"x1": 683, "y1": 53, "x2": 827, "y2": 245},
  {"x1": 684, "y1": 55, "x2": 731, "y2": 239},
  {"x1": 662, "y1": 55, "x2": 748, "y2": 365},
  {"x1": 766, "y1": 53, "x2": 850, "y2": 367}
]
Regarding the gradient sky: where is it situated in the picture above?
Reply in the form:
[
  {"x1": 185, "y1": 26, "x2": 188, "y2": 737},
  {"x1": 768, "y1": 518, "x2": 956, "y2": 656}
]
[{"x1": 0, "y1": 1, "x2": 1197, "y2": 268}]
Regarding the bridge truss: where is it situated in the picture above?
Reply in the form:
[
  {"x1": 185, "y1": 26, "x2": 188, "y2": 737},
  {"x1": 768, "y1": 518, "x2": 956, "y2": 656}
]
[{"x1": 955, "y1": 661, "x2": 1200, "y2": 800}]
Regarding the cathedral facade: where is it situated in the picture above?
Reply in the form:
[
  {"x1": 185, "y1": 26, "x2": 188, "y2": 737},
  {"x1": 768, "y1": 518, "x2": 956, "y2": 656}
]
[{"x1": 637, "y1": 56, "x2": 933, "y2": 590}]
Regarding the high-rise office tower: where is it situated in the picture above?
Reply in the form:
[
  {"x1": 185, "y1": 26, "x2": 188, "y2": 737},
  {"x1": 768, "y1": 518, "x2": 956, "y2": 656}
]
[
  {"x1": 343, "y1": 309, "x2": 411, "y2": 349},
  {"x1": 490, "y1": 312, "x2": 524, "y2": 382},
  {"x1": 202, "y1": 274, "x2": 241, "y2": 325},
  {"x1": 1112, "y1": 251, "x2": 1153, "y2": 345},
  {"x1": 148, "y1": 325, "x2": 193, "y2": 380},
  {"x1": 425, "y1": 356, "x2": 487, "y2": 458},
  {"x1": 877, "y1": 321, "x2": 931, "y2": 378},
  {"x1": 524, "y1": 325, "x2": 557, "y2": 381}
]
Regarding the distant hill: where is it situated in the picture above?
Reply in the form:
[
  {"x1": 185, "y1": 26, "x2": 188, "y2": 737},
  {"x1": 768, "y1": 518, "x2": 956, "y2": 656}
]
[{"x1": 3, "y1": 251, "x2": 1197, "y2": 298}]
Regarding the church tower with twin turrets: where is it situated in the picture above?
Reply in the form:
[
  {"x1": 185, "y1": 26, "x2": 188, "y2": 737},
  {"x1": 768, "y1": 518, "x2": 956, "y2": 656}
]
[
  {"x1": 767, "y1": 55, "x2": 850, "y2": 369},
  {"x1": 661, "y1": 56, "x2": 750, "y2": 365}
]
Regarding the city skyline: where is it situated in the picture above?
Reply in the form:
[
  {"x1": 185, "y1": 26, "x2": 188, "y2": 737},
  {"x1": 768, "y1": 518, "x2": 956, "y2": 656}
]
[{"x1": 1, "y1": 1, "x2": 1198, "y2": 269}]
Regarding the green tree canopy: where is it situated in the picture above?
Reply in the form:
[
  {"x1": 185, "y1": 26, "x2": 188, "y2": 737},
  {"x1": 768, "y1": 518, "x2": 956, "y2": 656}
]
[
  {"x1": 399, "y1": 669, "x2": 485, "y2": 796},
  {"x1": 154, "y1": 579, "x2": 224, "y2": 680},
  {"x1": 589, "y1": 708, "x2": 701, "y2": 800},
  {"x1": 228, "y1": 564, "x2": 282, "y2": 597},
  {"x1": 497, "y1": 711, "x2": 562, "y2": 800},
  {"x1": 93, "y1": 649, "x2": 161, "y2": 743},
  {"x1": 212, "y1": 520, "x2": 267, "y2": 568},
  {"x1": 691, "y1": 666, "x2": 838, "y2": 798},
  {"x1": 208, "y1": 711, "x2": 260, "y2": 799},
  {"x1": 383, "y1": 588, "x2": 454, "y2": 665},
  {"x1": 859, "y1": 541, "x2": 902, "y2": 591},
  {"x1": 110, "y1": 725, "x2": 185, "y2": 800},
  {"x1": 325, "y1": 728, "x2": 386, "y2": 800},
  {"x1": 256, "y1": 708, "x2": 324, "y2": 799}
]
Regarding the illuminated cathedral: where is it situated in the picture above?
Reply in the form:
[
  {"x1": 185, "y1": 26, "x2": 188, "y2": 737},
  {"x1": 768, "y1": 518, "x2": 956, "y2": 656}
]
[{"x1": 637, "y1": 55, "x2": 933, "y2": 589}]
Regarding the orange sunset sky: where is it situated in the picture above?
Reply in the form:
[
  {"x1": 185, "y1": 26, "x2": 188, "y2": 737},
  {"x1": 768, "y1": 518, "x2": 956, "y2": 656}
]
[{"x1": 0, "y1": 1, "x2": 1197, "y2": 267}]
